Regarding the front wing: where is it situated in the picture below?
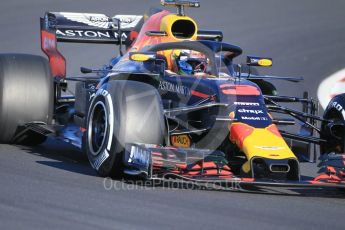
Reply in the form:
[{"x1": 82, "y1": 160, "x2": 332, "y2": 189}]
[{"x1": 123, "y1": 144, "x2": 345, "y2": 194}]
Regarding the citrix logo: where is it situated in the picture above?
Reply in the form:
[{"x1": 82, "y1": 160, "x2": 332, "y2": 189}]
[{"x1": 237, "y1": 109, "x2": 264, "y2": 114}]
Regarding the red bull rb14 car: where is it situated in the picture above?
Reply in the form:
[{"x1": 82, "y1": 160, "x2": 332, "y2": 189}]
[{"x1": 1, "y1": 0, "x2": 345, "y2": 193}]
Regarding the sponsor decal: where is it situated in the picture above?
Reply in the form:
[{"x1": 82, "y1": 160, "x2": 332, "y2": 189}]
[
  {"x1": 235, "y1": 107, "x2": 271, "y2": 127},
  {"x1": 241, "y1": 116, "x2": 268, "y2": 121},
  {"x1": 238, "y1": 109, "x2": 264, "y2": 115},
  {"x1": 258, "y1": 59, "x2": 272, "y2": 67},
  {"x1": 117, "y1": 17, "x2": 134, "y2": 23},
  {"x1": 113, "y1": 15, "x2": 143, "y2": 29},
  {"x1": 128, "y1": 146, "x2": 150, "y2": 167},
  {"x1": 234, "y1": 102, "x2": 260, "y2": 106},
  {"x1": 114, "y1": 32, "x2": 128, "y2": 40},
  {"x1": 41, "y1": 30, "x2": 56, "y2": 51},
  {"x1": 255, "y1": 146, "x2": 285, "y2": 151},
  {"x1": 331, "y1": 101, "x2": 345, "y2": 118},
  {"x1": 43, "y1": 36, "x2": 56, "y2": 50},
  {"x1": 56, "y1": 29, "x2": 128, "y2": 40},
  {"x1": 332, "y1": 101, "x2": 344, "y2": 111},
  {"x1": 93, "y1": 149, "x2": 110, "y2": 170},
  {"x1": 158, "y1": 81, "x2": 191, "y2": 96},
  {"x1": 59, "y1": 13, "x2": 142, "y2": 30},
  {"x1": 93, "y1": 88, "x2": 109, "y2": 97},
  {"x1": 41, "y1": 30, "x2": 66, "y2": 77},
  {"x1": 171, "y1": 135, "x2": 191, "y2": 148},
  {"x1": 90, "y1": 16, "x2": 109, "y2": 23},
  {"x1": 60, "y1": 12, "x2": 111, "y2": 28},
  {"x1": 56, "y1": 29, "x2": 110, "y2": 38}
]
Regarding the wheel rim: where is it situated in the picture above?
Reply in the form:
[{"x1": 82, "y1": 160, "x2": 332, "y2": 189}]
[{"x1": 88, "y1": 101, "x2": 108, "y2": 156}]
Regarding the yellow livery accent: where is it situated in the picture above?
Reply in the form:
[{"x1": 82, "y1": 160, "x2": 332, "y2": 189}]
[
  {"x1": 130, "y1": 53, "x2": 151, "y2": 62},
  {"x1": 241, "y1": 127, "x2": 296, "y2": 161},
  {"x1": 160, "y1": 14, "x2": 198, "y2": 40},
  {"x1": 242, "y1": 161, "x2": 251, "y2": 173},
  {"x1": 171, "y1": 135, "x2": 191, "y2": 148},
  {"x1": 129, "y1": 52, "x2": 157, "y2": 62},
  {"x1": 258, "y1": 59, "x2": 273, "y2": 67}
]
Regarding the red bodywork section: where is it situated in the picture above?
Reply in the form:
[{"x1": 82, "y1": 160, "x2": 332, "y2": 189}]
[
  {"x1": 130, "y1": 11, "x2": 171, "y2": 51},
  {"x1": 129, "y1": 10, "x2": 197, "y2": 69},
  {"x1": 220, "y1": 84, "x2": 261, "y2": 96},
  {"x1": 40, "y1": 30, "x2": 66, "y2": 78},
  {"x1": 148, "y1": 148, "x2": 233, "y2": 178},
  {"x1": 314, "y1": 155, "x2": 345, "y2": 184},
  {"x1": 229, "y1": 123, "x2": 254, "y2": 149}
]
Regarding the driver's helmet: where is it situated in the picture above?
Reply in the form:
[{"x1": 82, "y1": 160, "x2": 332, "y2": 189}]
[{"x1": 172, "y1": 50, "x2": 208, "y2": 76}]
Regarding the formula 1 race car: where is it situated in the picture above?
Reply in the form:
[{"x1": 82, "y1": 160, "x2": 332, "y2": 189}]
[{"x1": 0, "y1": 0, "x2": 344, "y2": 193}]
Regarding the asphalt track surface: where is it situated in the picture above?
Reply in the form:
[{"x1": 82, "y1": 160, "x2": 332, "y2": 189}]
[{"x1": 1, "y1": 0, "x2": 345, "y2": 229}]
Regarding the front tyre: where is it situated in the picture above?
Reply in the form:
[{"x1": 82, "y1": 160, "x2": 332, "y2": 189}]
[{"x1": 85, "y1": 81, "x2": 166, "y2": 177}]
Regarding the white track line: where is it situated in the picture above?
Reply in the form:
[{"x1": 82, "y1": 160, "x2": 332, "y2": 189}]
[{"x1": 317, "y1": 68, "x2": 345, "y2": 109}]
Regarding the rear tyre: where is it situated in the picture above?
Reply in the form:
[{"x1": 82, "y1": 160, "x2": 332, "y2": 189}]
[
  {"x1": 0, "y1": 54, "x2": 53, "y2": 145},
  {"x1": 85, "y1": 81, "x2": 166, "y2": 177}
]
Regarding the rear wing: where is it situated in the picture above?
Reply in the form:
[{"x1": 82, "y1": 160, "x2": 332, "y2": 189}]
[{"x1": 40, "y1": 12, "x2": 144, "y2": 77}]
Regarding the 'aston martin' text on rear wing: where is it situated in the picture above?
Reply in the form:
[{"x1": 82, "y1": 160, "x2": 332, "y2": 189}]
[
  {"x1": 41, "y1": 12, "x2": 144, "y2": 44},
  {"x1": 40, "y1": 12, "x2": 144, "y2": 78}
]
